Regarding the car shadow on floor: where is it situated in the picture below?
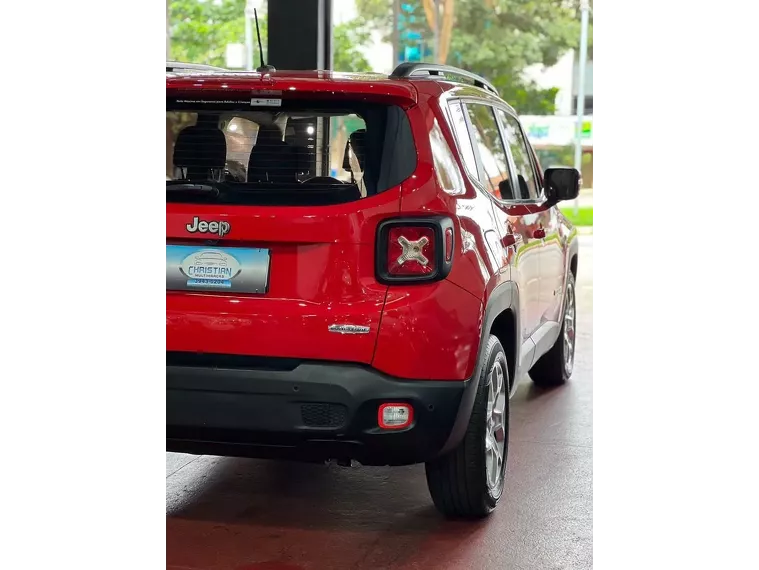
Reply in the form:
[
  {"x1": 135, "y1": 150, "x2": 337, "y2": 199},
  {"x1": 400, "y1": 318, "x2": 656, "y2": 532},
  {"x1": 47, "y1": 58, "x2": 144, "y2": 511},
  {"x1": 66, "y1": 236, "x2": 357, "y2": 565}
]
[
  {"x1": 522, "y1": 382, "x2": 565, "y2": 401},
  {"x1": 169, "y1": 456, "x2": 438, "y2": 531},
  {"x1": 167, "y1": 457, "x2": 490, "y2": 569}
]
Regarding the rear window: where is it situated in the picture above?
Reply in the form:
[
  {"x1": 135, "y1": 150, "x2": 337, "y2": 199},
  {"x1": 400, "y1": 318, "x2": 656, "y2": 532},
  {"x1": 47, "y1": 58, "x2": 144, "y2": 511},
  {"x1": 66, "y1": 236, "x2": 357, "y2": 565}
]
[{"x1": 166, "y1": 98, "x2": 416, "y2": 206}]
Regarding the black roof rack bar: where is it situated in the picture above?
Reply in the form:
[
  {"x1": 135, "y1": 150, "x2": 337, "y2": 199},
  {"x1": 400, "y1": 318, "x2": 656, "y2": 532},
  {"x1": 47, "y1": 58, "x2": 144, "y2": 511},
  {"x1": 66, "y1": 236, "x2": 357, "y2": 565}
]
[
  {"x1": 166, "y1": 61, "x2": 229, "y2": 73},
  {"x1": 390, "y1": 62, "x2": 498, "y2": 95}
]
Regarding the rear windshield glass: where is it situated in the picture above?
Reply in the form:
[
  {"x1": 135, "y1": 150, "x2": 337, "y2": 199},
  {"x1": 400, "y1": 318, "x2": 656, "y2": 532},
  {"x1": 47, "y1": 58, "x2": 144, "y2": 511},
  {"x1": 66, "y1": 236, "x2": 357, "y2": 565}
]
[{"x1": 166, "y1": 98, "x2": 416, "y2": 206}]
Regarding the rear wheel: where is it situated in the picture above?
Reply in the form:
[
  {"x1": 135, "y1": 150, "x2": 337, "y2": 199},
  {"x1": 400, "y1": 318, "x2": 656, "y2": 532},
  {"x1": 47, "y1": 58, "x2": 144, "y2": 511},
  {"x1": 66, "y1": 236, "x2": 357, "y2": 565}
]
[
  {"x1": 530, "y1": 272, "x2": 576, "y2": 387},
  {"x1": 425, "y1": 335, "x2": 509, "y2": 519}
]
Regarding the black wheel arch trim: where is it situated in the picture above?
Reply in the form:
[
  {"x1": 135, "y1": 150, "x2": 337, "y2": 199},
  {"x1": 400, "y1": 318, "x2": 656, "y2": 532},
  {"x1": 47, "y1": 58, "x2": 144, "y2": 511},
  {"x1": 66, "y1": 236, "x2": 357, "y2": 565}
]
[
  {"x1": 438, "y1": 280, "x2": 519, "y2": 455},
  {"x1": 567, "y1": 234, "x2": 579, "y2": 274},
  {"x1": 562, "y1": 234, "x2": 579, "y2": 297}
]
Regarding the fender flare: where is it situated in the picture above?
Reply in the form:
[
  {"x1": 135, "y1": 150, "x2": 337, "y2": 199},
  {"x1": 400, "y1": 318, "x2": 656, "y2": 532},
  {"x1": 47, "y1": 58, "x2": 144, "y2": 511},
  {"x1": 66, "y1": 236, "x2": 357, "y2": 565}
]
[
  {"x1": 566, "y1": 233, "x2": 579, "y2": 278},
  {"x1": 559, "y1": 232, "x2": 580, "y2": 310},
  {"x1": 438, "y1": 280, "x2": 520, "y2": 455}
]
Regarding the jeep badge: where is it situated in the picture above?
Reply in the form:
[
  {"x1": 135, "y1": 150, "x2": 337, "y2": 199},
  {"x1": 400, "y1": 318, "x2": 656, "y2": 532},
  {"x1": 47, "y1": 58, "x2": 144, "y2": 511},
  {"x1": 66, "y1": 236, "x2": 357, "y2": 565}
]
[{"x1": 186, "y1": 216, "x2": 230, "y2": 237}]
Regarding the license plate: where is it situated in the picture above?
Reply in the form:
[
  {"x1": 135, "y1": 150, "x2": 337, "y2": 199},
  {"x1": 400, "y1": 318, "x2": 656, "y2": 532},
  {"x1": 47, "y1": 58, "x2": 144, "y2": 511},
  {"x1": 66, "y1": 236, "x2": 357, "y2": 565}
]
[{"x1": 166, "y1": 245, "x2": 270, "y2": 294}]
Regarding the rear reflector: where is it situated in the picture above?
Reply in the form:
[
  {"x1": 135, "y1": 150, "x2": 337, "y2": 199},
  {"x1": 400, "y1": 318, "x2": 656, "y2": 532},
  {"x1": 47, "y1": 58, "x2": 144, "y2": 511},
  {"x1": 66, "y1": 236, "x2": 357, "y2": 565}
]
[
  {"x1": 378, "y1": 403, "x2": 414, "y2": 430},
  {"x1": 444, "y1": 227, "x2": 454, "y2": 262}
]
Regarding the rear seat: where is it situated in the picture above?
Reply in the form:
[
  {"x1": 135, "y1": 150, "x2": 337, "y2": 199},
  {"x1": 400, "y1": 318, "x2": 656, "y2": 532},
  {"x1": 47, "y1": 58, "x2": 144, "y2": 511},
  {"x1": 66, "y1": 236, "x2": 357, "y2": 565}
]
[
  {"x1": 172, "y1": 115, "x2": 227, "y2": 181},
  {"x1": 247, "y1": 125, "x2": 301, "y2": 183}
]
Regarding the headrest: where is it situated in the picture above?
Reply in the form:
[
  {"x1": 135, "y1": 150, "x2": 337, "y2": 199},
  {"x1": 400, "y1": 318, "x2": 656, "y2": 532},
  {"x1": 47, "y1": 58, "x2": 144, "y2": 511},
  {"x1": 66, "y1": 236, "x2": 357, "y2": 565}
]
[
  {"x1": 247, "y1": 130, "x2": 301, "y2": 184},
  {"x1": 173, "y1": 124, "x2": 227, "y2": 170},
  {"x1": 255, "y1": 124, "x2": 285, "y2": 144},
  {"x1": 517, "y1": 174, "x2": 530, "y2": 197},
  {"x1": 498, "y1": 179, "x2": 513, "y2": 200},
  {"x1": 342, "y1": 129, "x2": 367, "y2": 172}
]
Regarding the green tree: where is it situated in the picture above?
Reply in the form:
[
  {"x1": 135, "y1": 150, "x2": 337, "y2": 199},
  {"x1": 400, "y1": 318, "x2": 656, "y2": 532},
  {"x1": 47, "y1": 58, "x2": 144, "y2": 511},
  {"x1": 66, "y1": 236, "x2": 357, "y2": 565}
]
[
  {"x1": 169, "y1": 0, "x2": 371, "y2": 72},
  {"x1": 333, "y1": 21, "x2": 372, "y2": 72},
  {"x1": 169, "y1": 0, "x2": 251, "y2": 67},
  {"x1": 356, "y1": 0, "x2": 588, "y2": 114}
]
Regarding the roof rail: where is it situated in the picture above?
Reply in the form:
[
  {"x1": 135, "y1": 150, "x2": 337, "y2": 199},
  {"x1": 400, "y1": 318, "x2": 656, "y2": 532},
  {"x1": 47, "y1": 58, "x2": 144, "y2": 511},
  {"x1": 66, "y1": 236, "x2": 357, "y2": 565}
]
[
  {"x1": 390, "y1": 62, "x2": 498, "y2": 95},
  {"x1": 166, "y1": 61, "x2": 229, "y2": 73}
]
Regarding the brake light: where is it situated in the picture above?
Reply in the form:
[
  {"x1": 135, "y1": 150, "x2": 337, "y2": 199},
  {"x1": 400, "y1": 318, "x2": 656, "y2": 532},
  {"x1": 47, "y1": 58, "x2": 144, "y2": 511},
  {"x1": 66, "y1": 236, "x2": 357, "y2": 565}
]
[
  {"x1": 376, "y1": 217, "x2": 455, "y2": 284},
  {"x1": 387, "y1": 227, "x2": 436, "y2": 276}
]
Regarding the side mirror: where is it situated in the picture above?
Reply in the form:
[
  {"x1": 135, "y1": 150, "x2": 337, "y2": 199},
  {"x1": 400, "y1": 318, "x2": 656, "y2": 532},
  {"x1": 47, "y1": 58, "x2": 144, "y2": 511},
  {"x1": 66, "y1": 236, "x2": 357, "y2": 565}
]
[{"x1": 543, "y1": 167, "x2": 581, "y2": 204}]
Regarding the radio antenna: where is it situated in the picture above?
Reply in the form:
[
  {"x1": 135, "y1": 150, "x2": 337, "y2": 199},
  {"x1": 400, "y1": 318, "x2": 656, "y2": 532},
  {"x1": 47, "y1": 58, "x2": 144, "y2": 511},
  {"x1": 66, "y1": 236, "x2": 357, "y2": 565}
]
[{"x1": 254, "y1": 9, "x2": 276, "y2": 73}]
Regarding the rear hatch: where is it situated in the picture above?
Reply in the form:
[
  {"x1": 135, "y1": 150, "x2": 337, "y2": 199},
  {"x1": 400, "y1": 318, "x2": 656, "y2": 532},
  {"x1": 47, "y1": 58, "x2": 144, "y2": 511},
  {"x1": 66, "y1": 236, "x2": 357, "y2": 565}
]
[{"x1": 166, "y1": 77, "x2": 418, "y2": 364}]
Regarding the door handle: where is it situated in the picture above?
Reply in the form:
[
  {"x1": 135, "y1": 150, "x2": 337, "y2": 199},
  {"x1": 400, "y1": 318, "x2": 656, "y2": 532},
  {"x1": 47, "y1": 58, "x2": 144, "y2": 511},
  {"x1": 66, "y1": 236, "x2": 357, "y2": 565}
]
[
  {"x1": 501, "y1": 233, "x2": 523, "y2": 249},
  {"x1": 533, "y1": 228, "x2": 546, "y2": 239}
]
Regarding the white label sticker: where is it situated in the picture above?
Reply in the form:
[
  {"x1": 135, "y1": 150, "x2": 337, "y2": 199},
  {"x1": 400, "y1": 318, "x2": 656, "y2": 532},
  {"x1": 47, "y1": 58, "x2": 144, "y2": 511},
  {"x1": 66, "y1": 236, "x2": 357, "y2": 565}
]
[{"x1": 251, "y1": 98, "x2": 282, "y2": 107}]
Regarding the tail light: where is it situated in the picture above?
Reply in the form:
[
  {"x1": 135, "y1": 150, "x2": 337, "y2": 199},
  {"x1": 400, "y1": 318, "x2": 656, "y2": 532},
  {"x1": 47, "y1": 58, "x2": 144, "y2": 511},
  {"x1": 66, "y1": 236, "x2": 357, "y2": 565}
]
[{"x1": 376, "y1": 217, "x2": 455, "y2": 284}]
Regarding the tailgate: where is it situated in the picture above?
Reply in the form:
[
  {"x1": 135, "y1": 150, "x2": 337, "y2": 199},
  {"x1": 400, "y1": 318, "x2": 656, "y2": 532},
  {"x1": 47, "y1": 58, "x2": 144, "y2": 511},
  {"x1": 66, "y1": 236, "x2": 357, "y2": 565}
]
[
  {"x1": 165, "y1": 88, "x2": 417, "y2": 364},
  {"x1": 166, "y1": 193, "x2": 400, "y2": 364}
]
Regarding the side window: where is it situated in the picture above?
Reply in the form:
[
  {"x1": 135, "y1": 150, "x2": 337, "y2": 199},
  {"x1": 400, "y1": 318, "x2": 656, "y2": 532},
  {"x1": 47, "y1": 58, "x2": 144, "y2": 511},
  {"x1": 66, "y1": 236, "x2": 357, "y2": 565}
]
[
  {"x1": 430, "y1": 120, "x2": 465, "y2": 195},
  {"x1": 447, "y1": 101, "x2": 478, "y2": 177},
  {"x1": 497, "y1": 109, "x2": 540, "y2": 200},
  {"x1": 464, "y1": 104, "x2": 511, "y2": 200}
]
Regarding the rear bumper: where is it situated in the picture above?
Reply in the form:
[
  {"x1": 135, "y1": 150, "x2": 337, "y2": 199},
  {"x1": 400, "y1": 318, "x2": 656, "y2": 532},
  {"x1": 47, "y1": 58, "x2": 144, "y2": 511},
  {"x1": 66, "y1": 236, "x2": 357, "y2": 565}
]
[{"x1": 167, "y1": 354, "x2": 475, "y2": 466}]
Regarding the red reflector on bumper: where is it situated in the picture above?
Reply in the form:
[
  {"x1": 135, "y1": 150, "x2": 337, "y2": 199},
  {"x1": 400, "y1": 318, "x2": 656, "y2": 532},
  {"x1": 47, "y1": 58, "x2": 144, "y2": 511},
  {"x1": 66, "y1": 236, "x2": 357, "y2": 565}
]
[{"x1": 378, "y1": 403, "x2": 414, "y2": 430}]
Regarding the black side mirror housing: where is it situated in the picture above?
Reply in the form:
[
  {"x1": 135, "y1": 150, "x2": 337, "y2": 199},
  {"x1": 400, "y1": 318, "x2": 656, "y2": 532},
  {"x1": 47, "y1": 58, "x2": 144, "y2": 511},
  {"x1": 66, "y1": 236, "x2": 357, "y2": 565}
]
[{"x1": 543, "y1": 167, "x2": 581, "y2": 205}]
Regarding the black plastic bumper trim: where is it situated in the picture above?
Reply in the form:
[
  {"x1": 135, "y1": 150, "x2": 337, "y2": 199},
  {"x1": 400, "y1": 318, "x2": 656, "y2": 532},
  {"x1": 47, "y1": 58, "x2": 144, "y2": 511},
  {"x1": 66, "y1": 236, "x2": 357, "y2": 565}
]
[{"x1": 167, "y1": 359, "x2": 474, "y2": 466}]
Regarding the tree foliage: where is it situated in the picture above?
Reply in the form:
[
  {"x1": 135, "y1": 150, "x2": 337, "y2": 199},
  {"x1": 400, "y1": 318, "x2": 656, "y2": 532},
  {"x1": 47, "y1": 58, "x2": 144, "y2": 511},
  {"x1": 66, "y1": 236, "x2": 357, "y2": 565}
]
[
  {"x1": 169, "y1": 0, "x2": 248, "y2": 67},
  {"x1": 167, "y1": 0, "x2": 586, "y2": 113},
  {"x1": 169, "y1": 0, "x2": 371, "y2": 72},
  {"x1": 356, "y1": 0, "x2": 588, "y2": 114},
  {"x1": 333, "y1": 21, "x2": 373, "y2": 72}
]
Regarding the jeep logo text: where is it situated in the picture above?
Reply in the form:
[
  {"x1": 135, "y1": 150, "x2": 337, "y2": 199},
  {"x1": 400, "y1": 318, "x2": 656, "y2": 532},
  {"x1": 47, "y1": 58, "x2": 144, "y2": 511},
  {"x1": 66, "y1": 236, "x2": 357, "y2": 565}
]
[{"x1": 186, "y1": 217, "x2": 230, "y2": 237}]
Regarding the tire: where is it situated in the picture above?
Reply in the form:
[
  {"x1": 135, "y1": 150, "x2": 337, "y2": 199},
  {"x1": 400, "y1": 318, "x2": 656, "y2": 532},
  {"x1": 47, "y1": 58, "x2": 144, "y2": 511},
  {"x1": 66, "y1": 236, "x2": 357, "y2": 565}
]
[
  {"x1": 425, "y1": 335, "x2": 509, "y2": 519},
  {"x1": 530, "y1": 271, "x2": 577, "y2": 388}
]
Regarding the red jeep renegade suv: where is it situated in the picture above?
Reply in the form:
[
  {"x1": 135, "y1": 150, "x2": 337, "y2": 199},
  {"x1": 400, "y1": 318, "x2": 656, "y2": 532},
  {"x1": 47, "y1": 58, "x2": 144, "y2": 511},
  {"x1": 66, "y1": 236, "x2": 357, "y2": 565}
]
[{"x1": 166, "y1": 62, "x2": 581, "y2": 518}]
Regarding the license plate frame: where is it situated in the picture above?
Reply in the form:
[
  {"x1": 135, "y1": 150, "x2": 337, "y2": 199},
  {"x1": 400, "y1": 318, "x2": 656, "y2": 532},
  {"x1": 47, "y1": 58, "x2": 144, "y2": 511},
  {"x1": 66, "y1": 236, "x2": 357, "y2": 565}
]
[{"x1": 166, "y1": 245, "x2": 270, "y2": 294}]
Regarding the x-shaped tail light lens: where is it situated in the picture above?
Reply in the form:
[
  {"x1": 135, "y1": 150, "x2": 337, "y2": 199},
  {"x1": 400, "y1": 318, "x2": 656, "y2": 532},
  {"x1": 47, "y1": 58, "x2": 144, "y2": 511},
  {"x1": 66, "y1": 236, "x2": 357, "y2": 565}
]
[
  {"x1": 397, "y1": 235, "x2": 430, "y2": 266},
  {"x1": 387, "y1": 227, "x2": 436, "y2": 276}
]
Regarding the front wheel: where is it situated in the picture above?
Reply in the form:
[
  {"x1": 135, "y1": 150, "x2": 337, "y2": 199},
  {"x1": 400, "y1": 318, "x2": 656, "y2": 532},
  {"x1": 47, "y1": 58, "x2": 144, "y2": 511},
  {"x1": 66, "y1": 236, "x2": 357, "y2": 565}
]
[
  {"x1": 425, "y1": 335, "x2": 509, "y2": 519},
  {"x1": 530, "y1": 272, "x2": 577, "y2": 387}
]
